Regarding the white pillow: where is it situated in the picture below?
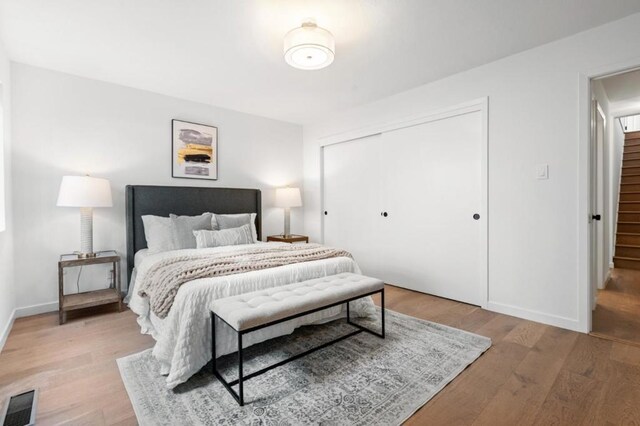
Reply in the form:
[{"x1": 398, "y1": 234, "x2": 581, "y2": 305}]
[
  {"x1": 169, "y1": 213, "x2": 213, "y2": 249},
  {"x1": 141, "y1": 215, "x2": 174, "y2": 253},
  {"x1": 211, "y1": 213, "x2": 258, "y2": 242},
  {"x1": 142, "y1": 213, "x2": 213, "y2": 253},
  {"x1": 193, "y1": 224, "x2": 254, "y2": 248}
]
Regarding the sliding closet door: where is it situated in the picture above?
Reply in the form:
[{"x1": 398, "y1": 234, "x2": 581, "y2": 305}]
[
  {"x1": 323, "y1": 134, "x2": 382, "y2": 277},
  {"x1": 380, "y1": 111, "x2": 483, "y2": 305}
]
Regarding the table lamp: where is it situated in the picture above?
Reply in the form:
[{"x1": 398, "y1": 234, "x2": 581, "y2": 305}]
[
  {"x1": 57, "y1": 175, "x2": 113, "y2": 258},
  {"x1": 275, "y1": 187, "x2": 302, "y2": 238}
]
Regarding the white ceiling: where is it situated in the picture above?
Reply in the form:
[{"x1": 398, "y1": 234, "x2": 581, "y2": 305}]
[
  {"x1": 598, "y1": 68, "x2": 640, "y2": 115},
  {"x1": 2, "y1": 0, "x2": 640, "y2": 124},
  {"x1": 601, "y1": 68, "x2": 640, "y2": 103}
]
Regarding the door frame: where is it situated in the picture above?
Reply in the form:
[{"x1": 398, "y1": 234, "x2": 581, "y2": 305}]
[
  {"x1": 595, "y1": 102, "x2": 606, "y2": 293},
  {"x1": 580, "y1": 61, "x2": 640, "y2": 333},
  {"x1": 318, "y1": 97, "x2": 489, "y2": 309},
  {"x1": 589, "y1": 98, "x2": 607, "y2": 312}
]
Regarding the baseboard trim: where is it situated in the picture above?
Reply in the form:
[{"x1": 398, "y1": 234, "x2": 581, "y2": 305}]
[
  {"x1": 599, "y1": 272, "x2": 612, "y2": 291},
  {"x1": 15, "y1": 301, "x2": 58, "y2": 318},
  {"x1": 0, "y1": 308, "x2": 16, "y2": 353},
  {"x1": 487, "y1": 301, "x2": 581, "y2": 332}
]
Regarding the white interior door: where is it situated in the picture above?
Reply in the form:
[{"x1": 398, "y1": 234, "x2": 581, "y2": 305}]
[
  {"x1": 379, "y1": 111, "x2": 484, "y2": 305},
  {"x1": 323, "y1": 134, "x2": 382, "y2": 277},
  {"x1": 596, "y1": 108, "x2": 606, "y2": 289},
  {"x1": 589, "y1": 100, "x2": 598, "y2": 309}
]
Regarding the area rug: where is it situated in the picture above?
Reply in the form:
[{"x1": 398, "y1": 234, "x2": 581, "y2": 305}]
[{"x1": 117, "y1": 309, "x2": 491, "y2": 425}]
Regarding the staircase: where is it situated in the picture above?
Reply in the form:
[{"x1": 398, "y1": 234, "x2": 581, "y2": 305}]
[{"x1": 615, "y1": 131, "x2": 640, "y2": 270}]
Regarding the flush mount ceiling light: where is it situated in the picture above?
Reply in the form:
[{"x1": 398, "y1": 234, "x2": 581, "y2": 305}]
[{"x1": 284, "y1": 20, "x2": 335, "y2": 70}]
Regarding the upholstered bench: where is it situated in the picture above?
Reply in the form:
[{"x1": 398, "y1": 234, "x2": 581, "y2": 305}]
[{"x1": 210, "y1": 272, "x2": 385, "y2": 406}]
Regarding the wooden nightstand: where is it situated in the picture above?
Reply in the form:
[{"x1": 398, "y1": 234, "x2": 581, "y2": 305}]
[
  {"x1": 266, "y1": 234, "x2": 309, "y2": 244},
  {"x1": 58, "y1": 250, "x2": 122, "y2": 325}
]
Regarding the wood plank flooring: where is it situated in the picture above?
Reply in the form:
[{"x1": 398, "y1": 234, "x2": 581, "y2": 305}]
[
  {"x1": 1, "y1": 286, "x2": 639, "y2": 425},
  {"x1": 592, "y1": 267, "x2": 640, "y2": 346}
]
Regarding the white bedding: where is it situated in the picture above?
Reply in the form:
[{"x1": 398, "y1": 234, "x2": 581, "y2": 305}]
[{"x1": 128, "y1": 242, "x2": 374, "y2": 388}]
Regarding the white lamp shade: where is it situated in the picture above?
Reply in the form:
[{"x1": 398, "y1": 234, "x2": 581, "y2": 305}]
[
  {"x1": 284, "y1": 21, "x2": 335, "y2": 70},
  {"x1": 275, "y1": 187, "x2": 302, "y2": 208},
  {"x1": 57, "y1": 176, "x2": 113, "y2": 208}
]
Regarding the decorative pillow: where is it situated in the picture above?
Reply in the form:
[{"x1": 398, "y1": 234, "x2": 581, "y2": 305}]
[
  {"x1": 212, "y1": 213, "x2": 258, "y2": 242},
  {"x1": 193, "y1": 224, "x2": 254, "y2": 248},
  {"x1": 143, "y1": 213, "x2": 213, "y2": 253},
  {"x1": 214, "y1": 213, "x2": 250, "y2": 229},
  {"x1": 169, "y1": 213, "x2": 213, "y2": 249},
  {"x1": 141, "y1": 215, "x2": 175, "y2": 253}
]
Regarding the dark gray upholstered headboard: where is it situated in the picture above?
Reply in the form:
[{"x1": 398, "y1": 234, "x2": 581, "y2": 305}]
[{"x1": 125, "y1": 185, "x2": 261, "y2": 283}]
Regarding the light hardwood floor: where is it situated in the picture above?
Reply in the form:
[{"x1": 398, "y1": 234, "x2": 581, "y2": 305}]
[
  {"x1": 592, "y1": 268, "x2": 640, "y2": 346},
  {"x1": 1, "y1": 286, "x2": 640, "y2": 425}
]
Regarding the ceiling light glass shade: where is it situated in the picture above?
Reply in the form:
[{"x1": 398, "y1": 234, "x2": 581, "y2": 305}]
[{"x1": 284, "y1": 22, "x2": 335, "y2": 70}]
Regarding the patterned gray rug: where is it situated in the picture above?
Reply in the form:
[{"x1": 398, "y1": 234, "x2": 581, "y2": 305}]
[{"x1": 118, "y1": 309, "x2": 491, "y2": 425}]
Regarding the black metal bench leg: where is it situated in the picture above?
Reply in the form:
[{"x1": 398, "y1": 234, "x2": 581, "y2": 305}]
[
  {"x1": 211, "y1": 314, "x2": 242, "y2": 405},
  {"x1": 238, "y1": 332, "x2": 244, "y2": 406},
  {"x1": 211, "y1": 312, "x2": 217, "y2": 374},
  {"x1": 381, "y1": 288, "x2": 385, "y2": 338},
  {"x1": 346, "y1": 289, "x2": 385, "y2": 339},
  {"x1": 346, "y1": 298, "x2": 350, "y2": 322}
]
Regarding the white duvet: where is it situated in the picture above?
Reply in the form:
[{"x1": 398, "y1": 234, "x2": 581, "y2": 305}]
[{"x1": 128, "y1": 242, "x2": 374, "y2": 388}]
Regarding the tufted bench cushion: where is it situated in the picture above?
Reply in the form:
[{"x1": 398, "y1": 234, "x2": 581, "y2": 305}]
[{"x1": 211, "y1": 272, "x2": 384, "y2": 332}]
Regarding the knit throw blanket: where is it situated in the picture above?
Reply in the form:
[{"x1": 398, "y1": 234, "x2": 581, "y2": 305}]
[{"x1": 137, "y1": 244, "x2": 352, "y2": 319}]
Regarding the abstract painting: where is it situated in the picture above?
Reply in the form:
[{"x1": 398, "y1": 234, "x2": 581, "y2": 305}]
[{"x1": 172, "y1": 119, "x2": 218, "y2": 180}]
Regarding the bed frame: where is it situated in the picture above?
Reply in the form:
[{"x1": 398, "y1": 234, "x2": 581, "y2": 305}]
[{"x1": 125, "y1": 185, "x2": 262, "y2": 283}]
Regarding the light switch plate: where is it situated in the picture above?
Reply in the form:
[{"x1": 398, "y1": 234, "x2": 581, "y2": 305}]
[{"x1": 536, "y1": 164, "x2": 549, "y2": 180}]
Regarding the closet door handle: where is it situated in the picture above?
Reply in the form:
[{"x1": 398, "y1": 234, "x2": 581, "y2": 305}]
[
  {"x1": 324, "y1": 211, "x2": 328, "y2": 215},
  {"x1": 381, "y1": 212, "x2": 388, "y2": 217},
  {"x1": 473, "y1": 213, "x2": 480, "y2": 220},
  {"x1": 592, "y1": 214, "x2": 601, "y2": 221}
]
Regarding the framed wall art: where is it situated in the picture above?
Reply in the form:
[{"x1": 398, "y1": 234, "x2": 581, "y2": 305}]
[{"x1": 172, "y1": 119, "x2": 218, "y2": 180}]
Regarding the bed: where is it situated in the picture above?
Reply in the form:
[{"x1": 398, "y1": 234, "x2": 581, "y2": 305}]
[{"x1": 125, "y1": 185, "x2": 373, "y2": 388}]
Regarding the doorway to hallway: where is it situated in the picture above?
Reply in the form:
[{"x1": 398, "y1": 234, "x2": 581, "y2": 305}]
[{"x1": 590, "y1": 68, "x2": 640, "y2": 346}]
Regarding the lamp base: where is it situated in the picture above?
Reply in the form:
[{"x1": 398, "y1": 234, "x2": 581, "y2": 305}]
[
  {"x1": 79, "y1": 207, "x2": 94, "y2": 258},
  {"x1": 283, "y1": 207, "x2": 291, "y2": 238}
]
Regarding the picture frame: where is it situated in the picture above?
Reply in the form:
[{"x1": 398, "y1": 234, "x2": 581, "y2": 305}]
[{"x1": 171, "y1": 119, "x2": 218, "y2": 180}]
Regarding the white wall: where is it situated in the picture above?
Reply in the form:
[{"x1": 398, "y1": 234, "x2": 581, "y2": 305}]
[
  {"x1": 11, "y1": 63, "x2": 303, "y2": 314},
  {"x1": 0, "y1": 39, "x2": 14, "y2": 350},
  {"x1": 303, "y1": 13, "x2": 640, "y2": 332}
]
